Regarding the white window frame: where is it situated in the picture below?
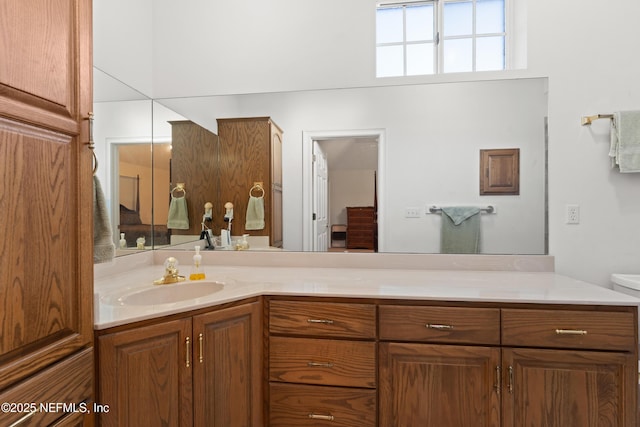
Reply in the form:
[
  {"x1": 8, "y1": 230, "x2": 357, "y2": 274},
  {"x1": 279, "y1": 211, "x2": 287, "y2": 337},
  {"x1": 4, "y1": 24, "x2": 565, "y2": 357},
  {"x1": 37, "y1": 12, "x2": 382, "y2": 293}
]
[{"x1": 376, "y1": 0, "x2": 511, "y2": 77}]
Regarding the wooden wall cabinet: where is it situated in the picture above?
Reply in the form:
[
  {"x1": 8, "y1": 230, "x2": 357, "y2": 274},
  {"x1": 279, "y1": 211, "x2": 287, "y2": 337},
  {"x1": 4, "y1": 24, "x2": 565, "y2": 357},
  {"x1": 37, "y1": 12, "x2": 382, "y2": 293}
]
[
  {"x1": 169, "y1": 120, "x2": 219, "y2": 238},
  {"x1": 480, "y1": 148, "x2": 520, "y2": 195},
  {"x1": 97, "y1": 300, "x2": 263, "y2": 427},
  {"x1": 217, "y1": 117, "x2": 283, "y2": 247},
  {"x1": 0, "y1": 1, "x2": 94, "y2": 425}
]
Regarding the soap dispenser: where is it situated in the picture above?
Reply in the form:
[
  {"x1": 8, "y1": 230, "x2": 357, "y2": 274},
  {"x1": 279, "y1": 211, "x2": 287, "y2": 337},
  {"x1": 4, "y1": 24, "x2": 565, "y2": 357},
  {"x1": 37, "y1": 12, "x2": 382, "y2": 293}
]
[
  {"x1": 119, "y1": 233, "x2": 127, "y2": 249},
  {"x1": 189, "y1": 246, "x2": 205, "y2": 280}
]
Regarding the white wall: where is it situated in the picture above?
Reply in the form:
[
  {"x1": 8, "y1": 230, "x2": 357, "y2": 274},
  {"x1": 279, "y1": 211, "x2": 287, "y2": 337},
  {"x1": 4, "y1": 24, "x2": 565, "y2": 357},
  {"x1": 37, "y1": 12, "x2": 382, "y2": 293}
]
[
  {"x1": 330, "y1": 170, "x2": 376, "y2": 226},
  {"x1": 94, "y1": 0, "x2": 640, "y2": 286}
]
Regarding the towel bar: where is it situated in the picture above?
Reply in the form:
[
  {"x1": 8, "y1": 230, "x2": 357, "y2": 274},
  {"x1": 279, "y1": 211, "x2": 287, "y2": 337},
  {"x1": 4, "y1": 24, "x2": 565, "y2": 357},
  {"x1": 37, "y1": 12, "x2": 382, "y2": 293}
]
[
  {"x1": 581, "y1": 114, "x2": 614, "y2": 126},
  {"x1": 429, "y1": 205, "x2": 494, "y2": 214}
]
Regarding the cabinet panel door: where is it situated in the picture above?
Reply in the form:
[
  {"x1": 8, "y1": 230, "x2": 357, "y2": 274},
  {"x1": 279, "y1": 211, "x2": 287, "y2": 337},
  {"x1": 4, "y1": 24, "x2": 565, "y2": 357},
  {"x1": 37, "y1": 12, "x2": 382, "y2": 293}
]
[
  {"x1": 0, "y1": 0, "x2": 93, "y2": 390},
  {"x1": 503, "y1": 347, "x2": 637, "y2": 427},
  {"x1": 98, "y1": 319, "x2": 193, "y2": 427},
  {"x1": 379, "y1": 342, "x2": 500, "y2": 427},
  {"x1": 193, "y1": 301, "x2": 263, "y2": 427}
]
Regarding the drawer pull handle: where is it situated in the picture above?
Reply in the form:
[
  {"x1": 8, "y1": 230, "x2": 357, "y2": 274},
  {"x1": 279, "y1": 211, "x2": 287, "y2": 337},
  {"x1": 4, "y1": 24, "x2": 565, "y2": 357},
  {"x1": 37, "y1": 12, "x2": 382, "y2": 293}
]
[
  {"x1": 199, "y1": 333, "x2": 204, "y2": 363},
  {"x1": 307, "y1": 361, "x2": 334, "y2": 368},
  {"x1": 427, "y1": 323, "x2": 454, "y2": 330},
  {"x1": 495, "y1": 365, "x2": 501, "y2": 395},
  {"x1": 308, "y1": 413, "x2": 335, "y2": 421},
  {"x1": 186, "y1": 336, "x2": 191, "y2": 368},
  {"x1": 307, "y1": 319, "x2": 334, "y2": 325},
  {"x1": 8, "y1": 410, "x2": 36, "y2": 427},
  {"x1": 508, "y1": 365, "x2": 514, "y2": 394},
  {"x1": 555, "y1": 329, "x2": 587, "y2": 336}
]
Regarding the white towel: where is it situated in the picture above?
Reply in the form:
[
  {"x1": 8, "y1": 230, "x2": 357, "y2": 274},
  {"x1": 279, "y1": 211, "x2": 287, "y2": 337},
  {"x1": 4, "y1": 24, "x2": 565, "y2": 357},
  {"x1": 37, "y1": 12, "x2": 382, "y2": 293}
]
[
  {"x1": 610, "y1": 111, "x2": 640, "y2": 172},
  {"x1": 245, "y1": 196, "x2": 265, "y2": 230}
]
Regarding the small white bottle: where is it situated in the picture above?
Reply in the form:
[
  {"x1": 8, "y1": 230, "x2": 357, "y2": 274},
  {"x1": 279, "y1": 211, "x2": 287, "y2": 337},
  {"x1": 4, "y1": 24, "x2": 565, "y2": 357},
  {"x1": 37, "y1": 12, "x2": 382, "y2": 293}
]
[
  {"x1": 189, "y1": 246, "x2": 205, "y2": 280},
  {"x1": 119, "y1": 233, "x2": 127, "y2": 249}
]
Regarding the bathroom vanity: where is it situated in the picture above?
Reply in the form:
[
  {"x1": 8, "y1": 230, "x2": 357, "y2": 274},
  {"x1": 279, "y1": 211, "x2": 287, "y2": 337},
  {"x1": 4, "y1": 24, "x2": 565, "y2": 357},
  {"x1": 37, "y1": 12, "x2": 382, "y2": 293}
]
[{"x1": 94, "y1": 252, "x2": 639, "y2": 426}]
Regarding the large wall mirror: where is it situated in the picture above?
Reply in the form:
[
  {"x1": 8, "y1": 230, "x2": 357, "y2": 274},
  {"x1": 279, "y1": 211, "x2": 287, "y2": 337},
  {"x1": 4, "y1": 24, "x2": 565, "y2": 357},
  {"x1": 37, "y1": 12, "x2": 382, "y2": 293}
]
[{"x1": 94, "y1": 68, "x2": 548, "y2": 256}]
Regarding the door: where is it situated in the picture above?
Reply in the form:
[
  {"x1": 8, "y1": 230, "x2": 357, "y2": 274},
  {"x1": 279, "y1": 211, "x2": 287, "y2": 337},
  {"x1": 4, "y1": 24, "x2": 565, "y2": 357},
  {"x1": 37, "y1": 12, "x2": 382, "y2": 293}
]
[
  {"x1": 98, "y1": 318, "x2": 194, "y2": 427},
  {"x1": 312, "y1": 140, "x2": 329, "y2": 251},
  {"x1": 379, "y1": 342, "x2": 501, "y2": 427},
  {"x1": 503, "y1": 347, "x2": 637, "y2": 427},
  {"x1": 193, "y1": 302, "x2": 263, "y2": 427},
  {"x1": 0, "y1": 0, "x2": 93, "y2": 389}
]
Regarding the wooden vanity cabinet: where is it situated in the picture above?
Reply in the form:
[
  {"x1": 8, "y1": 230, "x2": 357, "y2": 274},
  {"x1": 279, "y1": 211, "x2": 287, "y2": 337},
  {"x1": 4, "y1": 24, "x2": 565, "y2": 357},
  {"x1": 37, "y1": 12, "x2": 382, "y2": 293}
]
[
  {"x1": 379, "y1": 305, "x2": 502, "y2": 427},
  {"x1": 97, "y1": 300, "x2": 262, "y2": 427},
  {"x1": 267, "y1": 299, "x2": 377, "y2": 427},
  {"x1": 379, "y1": 304, "x2": 638, "y2": 427}
]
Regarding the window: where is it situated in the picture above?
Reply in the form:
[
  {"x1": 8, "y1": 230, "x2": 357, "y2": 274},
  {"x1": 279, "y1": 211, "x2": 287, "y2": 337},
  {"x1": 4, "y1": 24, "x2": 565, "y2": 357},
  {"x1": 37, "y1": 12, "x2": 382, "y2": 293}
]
[{"x1": 376, "y1": 0, "x2": 506, "y2": 77}]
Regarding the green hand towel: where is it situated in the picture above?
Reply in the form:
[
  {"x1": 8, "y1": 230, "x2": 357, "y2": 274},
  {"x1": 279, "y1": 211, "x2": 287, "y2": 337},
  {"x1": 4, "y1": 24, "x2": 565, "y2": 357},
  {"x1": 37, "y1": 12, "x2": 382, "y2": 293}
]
[
  {"x1": 245, "y1": 196, "x2": 265, "y2": 230},
  {"x1": 167, "y1": 195, "x2": 189, "y2": 229},
  {"x1": 93, "y1": 175, "x2": 115, "y2": 263},
  {"x1": 440, "y1": 207, "x2": 481, "y2": 254}
]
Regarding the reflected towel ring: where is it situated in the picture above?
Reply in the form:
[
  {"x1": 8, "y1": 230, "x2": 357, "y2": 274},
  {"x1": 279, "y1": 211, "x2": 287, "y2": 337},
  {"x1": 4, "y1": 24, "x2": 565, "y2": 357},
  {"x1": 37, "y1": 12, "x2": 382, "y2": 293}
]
[
  {"x1": 172, "y1": 183, "x2": 186, "y2": 197},
  {"x1": 249, "y1": 183, "x2": 265, "y2": 198}
]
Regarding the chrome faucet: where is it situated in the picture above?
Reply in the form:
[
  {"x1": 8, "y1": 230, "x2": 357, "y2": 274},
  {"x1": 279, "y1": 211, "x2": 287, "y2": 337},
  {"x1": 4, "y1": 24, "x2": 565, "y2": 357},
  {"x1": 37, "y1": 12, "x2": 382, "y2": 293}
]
[{"x1": 154, "y1": 257, "x2": 186, "y2": 285}]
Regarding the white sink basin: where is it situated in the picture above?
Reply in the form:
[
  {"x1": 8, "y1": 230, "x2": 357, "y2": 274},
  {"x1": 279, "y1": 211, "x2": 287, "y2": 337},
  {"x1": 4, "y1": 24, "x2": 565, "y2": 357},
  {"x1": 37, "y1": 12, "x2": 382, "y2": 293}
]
[
  {"x1": 611, "y1": 274, "x2": 640, "y2": 290},
  {"x1": 101, "y1": 281, "x2": 225, "y2": 306}
]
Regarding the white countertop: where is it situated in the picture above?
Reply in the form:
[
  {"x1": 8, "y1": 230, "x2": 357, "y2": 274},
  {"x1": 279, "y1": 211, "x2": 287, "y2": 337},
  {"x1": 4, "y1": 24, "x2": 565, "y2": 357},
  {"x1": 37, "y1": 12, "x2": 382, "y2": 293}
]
[{"x1": 94, "y1": 254, "x2": 640, "y2": 330}]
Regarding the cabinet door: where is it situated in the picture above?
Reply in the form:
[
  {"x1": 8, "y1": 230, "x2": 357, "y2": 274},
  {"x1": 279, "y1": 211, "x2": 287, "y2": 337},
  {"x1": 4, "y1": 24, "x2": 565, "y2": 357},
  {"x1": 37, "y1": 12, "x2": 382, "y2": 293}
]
[
  {"x1": 0, "y1": 0, "x2": 93, "y2": 390},
  {"x1": 193, "y1": 301, "x2": 263, "y2": 427},
  {"x1": 379, "y1": 342, "x2": 500, "y2": 427},
  {"x1": 503, "y1": 347, "x2": 637, "y2": 427},
  {"x1": 98, "y1": 319, "x2": 193, "y2": 427}
]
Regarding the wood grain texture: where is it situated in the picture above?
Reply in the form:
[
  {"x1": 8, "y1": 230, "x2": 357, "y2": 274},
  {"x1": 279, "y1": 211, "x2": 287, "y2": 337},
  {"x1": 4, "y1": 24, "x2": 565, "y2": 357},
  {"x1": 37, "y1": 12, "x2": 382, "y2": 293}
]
[
  {"x1": 502, "y1": 308, "x2": 636, "y2": 351},
  {"x1": 0, "y1": 0, "x2": 93, "y2": 391},
  {"x1": 217, "y1": 117, "x2": 283, "y2": 246},
  {"x1": 346, "y1": 207, "x2": 375, "y2": 250},
  {"x1": 98, "y1": 318, "x2": 193, "y2": 427},
  {"x1": 169, "y1": 121, "x2": 219, "y2": 236},
  {"x1": 379, "y1": 342, "x2": 501, "y2": 427},
  {"x1": 269, "y1": 336, "x2": 376, "y2": 388},
  {"x1": 479, "y1": 148, "x2": 520, "y2": 195},
  {"x1": 269, "y1": 383, "x2": 376, "y2": 427},
  {"x1": 269, "y1": 300, "x2": 376, "y2": 339},
  {"x1": 503, "y1": 347, "x2": 637, "y2": 427},
  {"x1": 0, "y1": 348, "x2": 93, "y2": 427},
  {"x1": 379, "y1": 305, "x2": 501, "y2": 345},
  {"x1": 193, "y1": 301, "x2": 263, "y2": 427}
]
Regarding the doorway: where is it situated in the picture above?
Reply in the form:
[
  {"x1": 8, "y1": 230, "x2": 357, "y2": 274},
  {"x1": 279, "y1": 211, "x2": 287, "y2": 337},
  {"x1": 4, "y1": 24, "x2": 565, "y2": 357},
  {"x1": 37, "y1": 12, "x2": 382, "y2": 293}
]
[{"x1": 302, "y1": 129, "x2": 385, "y2": 252}]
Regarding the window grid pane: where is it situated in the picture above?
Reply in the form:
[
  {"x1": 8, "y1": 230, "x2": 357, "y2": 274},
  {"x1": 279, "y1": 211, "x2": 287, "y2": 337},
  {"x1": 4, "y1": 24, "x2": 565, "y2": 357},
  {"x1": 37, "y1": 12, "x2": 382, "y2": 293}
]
[{"x1": 376, "y1": 0, "x2": 506, "y2": 76}]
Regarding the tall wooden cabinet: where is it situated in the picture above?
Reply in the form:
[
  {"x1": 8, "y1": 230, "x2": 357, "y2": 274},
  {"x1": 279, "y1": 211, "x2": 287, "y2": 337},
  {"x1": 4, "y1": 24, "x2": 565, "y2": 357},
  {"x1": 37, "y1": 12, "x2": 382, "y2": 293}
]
[
  {"x1": 169, "y1": 120, "x2": 219, "y2": 238},
  {"x1": 217, "y1": 117, "x2": 283, "y2": 247},
  {"x1": 0, "y1": 1, "x2": 94, "y2": 425}
]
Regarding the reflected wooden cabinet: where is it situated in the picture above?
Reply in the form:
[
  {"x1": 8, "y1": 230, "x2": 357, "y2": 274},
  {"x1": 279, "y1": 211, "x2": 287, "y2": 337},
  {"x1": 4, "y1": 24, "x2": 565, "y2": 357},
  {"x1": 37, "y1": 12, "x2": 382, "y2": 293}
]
[
  {"x1": 0, "y1": 1, "x2": 94, "y2": 425},
  {"x1": 346, "y1": 207, "x2": 376, "y2": 250},
  {"x1": 218, "y1": 117, "x2": 283, "y2": 247},
  {"x1": 97, "y1": 300, "x2": 262, "y2": 427}
]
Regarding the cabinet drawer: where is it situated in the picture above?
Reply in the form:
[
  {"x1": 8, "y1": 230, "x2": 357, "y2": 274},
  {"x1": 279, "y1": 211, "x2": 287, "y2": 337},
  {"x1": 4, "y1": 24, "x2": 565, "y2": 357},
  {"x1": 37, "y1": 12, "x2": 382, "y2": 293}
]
[
  {"x1": 502, "y1": 308, "x2": 637, "y2": 351},
  {"x1": 0, "y1": 348, "x2": 93, "y2": 427},
  {"x1": 379, "y1": 305, "x2": 501, "y2": 345},
  {"x1": 270, "y1": 383, "x2": 376, "y2": 427},
  {"x1": 270, "y1": 337, "x2": 376, "y2": 388},
  {"x1": 269, "y1": 300, "x2": 376, "y2": 339}
]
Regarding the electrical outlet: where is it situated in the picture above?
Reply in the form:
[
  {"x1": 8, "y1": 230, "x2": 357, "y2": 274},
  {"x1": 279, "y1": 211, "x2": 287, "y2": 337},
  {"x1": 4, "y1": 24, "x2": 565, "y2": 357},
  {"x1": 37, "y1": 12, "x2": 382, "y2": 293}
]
[
  {"x1": 405, "y1": 207, "x2": 421, "y2": 218},
  {"x1": 566, "y1": 204, "x2": 580, "y2": 224}
]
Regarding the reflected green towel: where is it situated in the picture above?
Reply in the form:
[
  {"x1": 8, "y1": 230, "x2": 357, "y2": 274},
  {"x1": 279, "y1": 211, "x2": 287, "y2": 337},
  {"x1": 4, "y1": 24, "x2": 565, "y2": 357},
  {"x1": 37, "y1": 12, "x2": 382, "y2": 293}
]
[
  {"x1": 440, "y1": 207, "x2": 481, "y2": 254},
  {"x1": 245, "y1": 196, "x2": 265, "y2": 230},
  {"x1": 167, "y1": 195, "x2": 189, "y2": 229},
  {"x1": 93, "y1": 175, "x2": 115, "y2": 263}
]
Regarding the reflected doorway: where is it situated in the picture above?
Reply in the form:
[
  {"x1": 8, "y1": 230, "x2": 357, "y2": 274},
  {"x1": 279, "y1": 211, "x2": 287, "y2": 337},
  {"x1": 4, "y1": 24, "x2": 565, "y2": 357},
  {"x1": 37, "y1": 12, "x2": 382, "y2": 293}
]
[{"x1": 302, "y1": 129, "x2": 384, "y2": 252}]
